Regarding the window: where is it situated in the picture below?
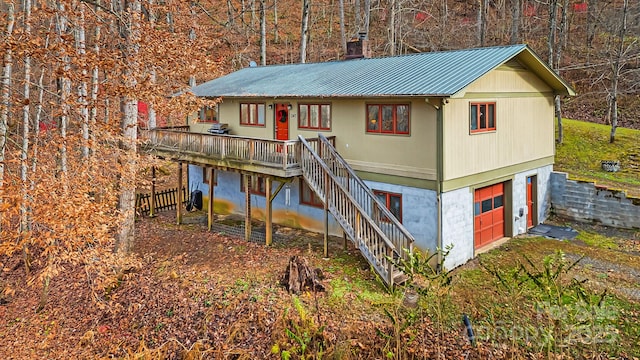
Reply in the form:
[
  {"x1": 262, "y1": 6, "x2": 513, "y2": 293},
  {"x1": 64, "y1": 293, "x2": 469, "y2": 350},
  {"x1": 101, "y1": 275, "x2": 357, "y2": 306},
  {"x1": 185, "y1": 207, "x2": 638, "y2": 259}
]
[
  {"x1": 199, "y1": 105, "x2": 218, "y2": 123},
  {"x1": 240, "y1": 103, "x2": 266, "y2": 126},
  {"x1": 470, "y1": 102, "x2": 496, "y2": 133},
  {"x1": 374, "y1": 190, "x2": 402, "y2": 223},
  {"x1": 202, "y1": 167, "x2": 217, "y2": 185},
  {"x1": 240, "y1": 175, "x2": 266, "y2": 196},
  {"x1": 474, "y1": 194, "x2": 504, "y2": 215},
  {"x1": 299, "y1": 104, "x2": 331, "y2": 130},
  {"x1": 366, "y1": 104, "x2": 410, "y2": 135},
  {"x1": 300, "y1": 180, "x2": 323, "y2": 208}
]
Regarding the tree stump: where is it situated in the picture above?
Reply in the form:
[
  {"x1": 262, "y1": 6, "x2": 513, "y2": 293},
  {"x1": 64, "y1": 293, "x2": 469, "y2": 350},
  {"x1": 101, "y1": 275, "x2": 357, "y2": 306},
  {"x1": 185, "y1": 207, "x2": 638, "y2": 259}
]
[{"x1": 281, "y1": 255, "x2": 325, "y2": 294}]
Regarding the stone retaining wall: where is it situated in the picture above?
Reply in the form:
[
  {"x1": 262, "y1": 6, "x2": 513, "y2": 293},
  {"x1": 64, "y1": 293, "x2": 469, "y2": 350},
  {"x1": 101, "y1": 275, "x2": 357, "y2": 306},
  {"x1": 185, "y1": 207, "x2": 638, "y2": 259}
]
[{"x1": 550, "y1": 172, "x2": 640, "y2": 229}]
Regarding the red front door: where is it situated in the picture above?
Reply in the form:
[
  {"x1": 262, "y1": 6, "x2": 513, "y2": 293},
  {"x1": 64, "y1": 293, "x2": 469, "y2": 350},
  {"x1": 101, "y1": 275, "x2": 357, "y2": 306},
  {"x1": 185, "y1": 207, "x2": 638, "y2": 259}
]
[
  {"x1": 275, "y1": 104, "x2": 289, "y2": 141},
  {"x1": 474, "y1": 183, "x2": 505, "y2": 249},
  {"x1": 527, "y1": 176, "x2": 535, "y2": 228}
]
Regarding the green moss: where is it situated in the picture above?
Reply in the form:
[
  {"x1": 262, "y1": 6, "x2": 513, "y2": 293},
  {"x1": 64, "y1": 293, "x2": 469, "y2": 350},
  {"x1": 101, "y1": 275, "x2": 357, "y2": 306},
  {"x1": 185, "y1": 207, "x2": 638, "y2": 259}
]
[{"x1": 576, "y1": 231, "x2": 619, "y2": 250}]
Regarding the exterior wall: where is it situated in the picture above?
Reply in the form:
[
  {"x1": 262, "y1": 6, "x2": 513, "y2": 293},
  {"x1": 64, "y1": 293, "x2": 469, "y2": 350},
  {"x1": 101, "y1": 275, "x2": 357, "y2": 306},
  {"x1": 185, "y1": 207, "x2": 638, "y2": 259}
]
[
  {"x1": 188, "y1": 165, "x2": 343, "y2": 235},
  {"x1": 511, "y1": 165, "x2": 553, "y2": 235},
  {"x1": 442, "y1": 67, "x2": 555, "y2": 184},
  {"x1": 189, "y1": 97, "x2": 438, "y2": 183},
  {"x1": 441, "y1": 187, "x2": 475, "y2": 270},
  {"x1": 442, "y1": 164, "x2": 553, "y2": 270},
  {"x1": 362, "y1": 180, "x2": 438, "y2": 253},
  {"x1": 551, "y1": 172, "x2": 640, "y2": 229},
  {"x1": 189, "y1": 165, "x2": 438, "y2": 252}
]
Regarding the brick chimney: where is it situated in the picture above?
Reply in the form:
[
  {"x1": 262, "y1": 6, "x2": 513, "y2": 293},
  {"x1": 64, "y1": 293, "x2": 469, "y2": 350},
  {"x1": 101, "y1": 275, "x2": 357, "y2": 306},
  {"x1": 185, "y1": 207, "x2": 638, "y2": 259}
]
[{"x1": 345, "y1": 32, "x2": 371, "y2": 60}]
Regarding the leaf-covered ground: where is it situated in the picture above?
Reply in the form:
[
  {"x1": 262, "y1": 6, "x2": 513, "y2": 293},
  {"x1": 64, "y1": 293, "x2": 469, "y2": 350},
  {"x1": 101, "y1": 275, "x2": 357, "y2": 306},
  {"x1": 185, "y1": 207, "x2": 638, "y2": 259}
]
[
  {"x1": 1, "y1": 211, "x2": 639, "y2": 359},
  {"x1": 0, "y1": 212, "x2": 497, "y2": 359}
]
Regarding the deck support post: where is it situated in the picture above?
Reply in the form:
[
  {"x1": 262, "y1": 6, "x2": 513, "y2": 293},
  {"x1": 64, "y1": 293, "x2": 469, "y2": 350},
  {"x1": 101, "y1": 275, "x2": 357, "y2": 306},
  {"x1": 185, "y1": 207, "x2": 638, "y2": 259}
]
[
  {"x1": 149, "y1": 166, "x2": 156, "y2": 218},
  {"x1": 265, "y1": 177, "x2": 273, "y2": 246},
  {"x1": 323, "y1": 172, "x2": 330, "y2": 258},
  {"x1": 244, "y1": 174, "x2": 252, "y2": 241},
  {"x1": 176, "y1": 162, "x2": 183, "y2": 225},
  {"x1": 343, "y1": 231, "x2": 348, "y2": 250},
  {"x1": 207, "y1": 167, "x2": 214, "y2": 231}
]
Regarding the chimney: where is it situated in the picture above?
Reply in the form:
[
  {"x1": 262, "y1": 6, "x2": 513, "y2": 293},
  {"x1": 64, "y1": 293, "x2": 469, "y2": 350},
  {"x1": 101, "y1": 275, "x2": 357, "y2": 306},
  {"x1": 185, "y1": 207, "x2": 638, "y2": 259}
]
[{"x1": 345, "y1": 32, "x2": 371, "y2": 60}]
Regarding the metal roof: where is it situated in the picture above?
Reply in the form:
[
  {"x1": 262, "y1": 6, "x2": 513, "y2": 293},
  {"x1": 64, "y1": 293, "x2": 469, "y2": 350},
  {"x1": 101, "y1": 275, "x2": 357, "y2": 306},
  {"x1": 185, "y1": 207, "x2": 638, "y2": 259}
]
[{"x1": 191, "y1": 44, "x2": 575, "y2": 98}]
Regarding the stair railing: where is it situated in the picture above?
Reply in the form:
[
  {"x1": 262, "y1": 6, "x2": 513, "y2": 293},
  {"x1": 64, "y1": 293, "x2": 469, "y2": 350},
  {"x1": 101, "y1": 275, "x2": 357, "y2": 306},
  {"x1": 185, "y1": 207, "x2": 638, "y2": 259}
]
[
  {"x1": 299, "y1": 136, "x2": 406, "y2": 287},
  {"x1": 315, "y1": 134, "x2": 415, "y2": 260}
]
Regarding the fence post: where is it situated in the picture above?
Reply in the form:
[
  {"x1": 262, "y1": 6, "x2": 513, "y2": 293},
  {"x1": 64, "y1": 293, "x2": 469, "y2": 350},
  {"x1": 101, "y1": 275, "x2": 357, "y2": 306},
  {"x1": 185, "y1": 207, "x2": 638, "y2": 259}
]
[
  {"x1": 177, "y1": 163, "x2": 183, "y2": 225},
  {"x1": 150, "y1": 166, "x2": 157, "y2": 217}
]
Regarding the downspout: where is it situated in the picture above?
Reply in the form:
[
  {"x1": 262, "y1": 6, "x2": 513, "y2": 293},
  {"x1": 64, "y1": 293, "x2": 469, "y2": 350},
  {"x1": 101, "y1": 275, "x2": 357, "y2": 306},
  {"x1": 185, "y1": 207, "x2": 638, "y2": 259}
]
[
  {"x1": 436, "y1": 99, "x2": 445, "y2": 271},
  {"x1": 427, "y1": 97, "x2": 446, "y2": 271}
]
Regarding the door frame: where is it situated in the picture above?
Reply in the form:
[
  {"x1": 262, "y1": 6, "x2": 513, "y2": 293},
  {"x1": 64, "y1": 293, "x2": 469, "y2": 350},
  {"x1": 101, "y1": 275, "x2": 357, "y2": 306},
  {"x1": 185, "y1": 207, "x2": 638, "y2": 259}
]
[
  {"x1": 526, "y1": 175, "x2": 538, "y2": 228},
  {"x1": 274, "y1": 103, "x2": 290, "y2": 141}
]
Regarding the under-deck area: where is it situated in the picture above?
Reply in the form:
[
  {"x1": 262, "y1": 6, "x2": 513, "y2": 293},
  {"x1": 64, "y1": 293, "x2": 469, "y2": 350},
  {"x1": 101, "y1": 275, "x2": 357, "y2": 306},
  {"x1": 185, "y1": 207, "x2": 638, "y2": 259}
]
[{"x1": 140, "y1": 127, "x2": 413, "y2": 287}]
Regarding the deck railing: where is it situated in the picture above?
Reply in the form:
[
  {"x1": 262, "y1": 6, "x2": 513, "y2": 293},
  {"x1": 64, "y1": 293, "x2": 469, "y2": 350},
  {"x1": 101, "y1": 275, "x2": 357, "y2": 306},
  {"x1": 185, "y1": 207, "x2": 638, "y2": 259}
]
[{"x1": 144, "y1": 129, "x2": 295, "y2": 170}]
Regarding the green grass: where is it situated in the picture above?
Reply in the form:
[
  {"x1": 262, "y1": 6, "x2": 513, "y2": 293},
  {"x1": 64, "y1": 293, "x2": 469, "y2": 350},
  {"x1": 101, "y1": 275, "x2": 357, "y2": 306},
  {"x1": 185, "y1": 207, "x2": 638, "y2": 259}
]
[
  {"x1": 451, "y1": 237, "x2": 640, "y2": 357},
  {"x1": 555, "y1": 119, "x2": 640, "y2": 195}
]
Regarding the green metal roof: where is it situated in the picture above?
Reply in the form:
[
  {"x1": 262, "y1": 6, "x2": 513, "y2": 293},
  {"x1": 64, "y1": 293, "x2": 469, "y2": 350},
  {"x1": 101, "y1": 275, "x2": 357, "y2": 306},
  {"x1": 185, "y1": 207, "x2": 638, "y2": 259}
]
[{"x1": 191, "y1": 44, "x2": 575, "y2": 99}]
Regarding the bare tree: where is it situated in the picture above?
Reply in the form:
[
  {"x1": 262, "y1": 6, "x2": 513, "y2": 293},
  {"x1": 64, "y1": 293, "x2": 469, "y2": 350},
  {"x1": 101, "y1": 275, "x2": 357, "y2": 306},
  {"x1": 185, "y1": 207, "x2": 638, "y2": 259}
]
[
  {"x1": 339, "y1": 0, "x2": 346, "y2": 54},
  {"x1": 116, "y1": 0, "x2": 142, "y2": 255},
  {"x1": 510, "y1": 0, "x2": 520, "y2": 44},
  {"x1": 609, "y1": 0, "x2": 630, "y2": 143},
  {"x1": 56, "y1": 0, "x2": 71, "y2": 187},
  {"x1": 300, "y1": 0, "x2": 310, "y2": 63},
  {"x1": 260, "y1": 0, "x2": 266, "y2": 65},
  {"x1": 20, "y1": 0, "x2": 33, "y2": 235},
  {"x1": 478, "y1": 0, "x2": 488, "y2": 46},
  {"x1": 0, "y1": 2, "x2": 15, "y2": 189}
]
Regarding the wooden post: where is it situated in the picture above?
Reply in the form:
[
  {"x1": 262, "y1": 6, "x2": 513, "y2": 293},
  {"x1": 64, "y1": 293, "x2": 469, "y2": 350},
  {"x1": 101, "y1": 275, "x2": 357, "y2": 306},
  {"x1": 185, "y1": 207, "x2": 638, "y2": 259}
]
[
  {"x1": 265, "y1": 177, "x2": 273, "y2": 246},
  {"x1": 343, "y1": 231, "x2": 348, "y2": 250},
  {"x1": 323, "y1": 172, "x2": 329, "y2": 258},
  {"x1": 207, "y1": 167, "x2": 214, "y2": 231},
  {"x1": 244, "y1": 174, "x2": 252, "y2": 241},
  {"x1": 176, "y1": 162, "x2": 183, "y2": 225},
  {"x1": 149, "y1": 166, "x2": 156, "y2": 218}
]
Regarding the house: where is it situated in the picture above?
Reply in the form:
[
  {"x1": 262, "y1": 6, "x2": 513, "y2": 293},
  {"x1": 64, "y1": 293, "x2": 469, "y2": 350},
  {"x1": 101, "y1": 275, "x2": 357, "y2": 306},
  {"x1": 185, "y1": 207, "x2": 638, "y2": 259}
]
[{"x1": 145, "y1": 43, "x2": 575, "y2": 286}]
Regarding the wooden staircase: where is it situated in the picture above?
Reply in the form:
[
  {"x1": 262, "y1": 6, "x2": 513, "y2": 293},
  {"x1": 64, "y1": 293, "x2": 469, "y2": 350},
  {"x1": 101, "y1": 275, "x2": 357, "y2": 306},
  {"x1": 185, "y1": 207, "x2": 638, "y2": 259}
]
[{"x1": 298, "y1": 134, "x2": 415, "y2": 288}]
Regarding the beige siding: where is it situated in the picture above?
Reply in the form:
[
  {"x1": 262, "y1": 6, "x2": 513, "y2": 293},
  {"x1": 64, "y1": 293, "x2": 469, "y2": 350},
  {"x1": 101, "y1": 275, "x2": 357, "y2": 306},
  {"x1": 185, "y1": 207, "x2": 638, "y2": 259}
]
[
  {"x1": 443, "y1": 68, "x2": 555, "y2": 182},
  {"x1": 191, "y1": 97, "x2": 438, "y2": 181}
]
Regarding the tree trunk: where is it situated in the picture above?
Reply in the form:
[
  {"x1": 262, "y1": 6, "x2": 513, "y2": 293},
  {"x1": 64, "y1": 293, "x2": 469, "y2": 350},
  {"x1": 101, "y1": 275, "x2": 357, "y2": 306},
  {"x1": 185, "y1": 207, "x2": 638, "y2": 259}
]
[
  {"x1": 389, "y1": 0, "x2": 396, "y2": 55},
  {"x1": 339, "y1": 0, "x2": 346, "y2": 54},
  {"x1": 586, "y1": 0, "x2": 597, "y2": 55},
  {"x1": 116, "y1": 0, "x2": 142, "y2": 255},
  {"x1": 300, "y1": 0, "x2": 310, "y2": 63},
  {"x1": 273, "y1": 0, "x2": 279, "y2": 43},
  {"x1": 281, "y1": 256, "x2": 325, "y2": 294},
  {"x1": 260, "y1": 0, "x2": 266, "y2": 65},
  {"x1": 555, "y1": 95, "x2": 563, "y2": 144},
  {"x1": 547, "y1": 0, "x2": 558, "y2": 68},
  {"x1": 77, "y1": 2, "x2": 90, "y2": 160},
  {"x1": 21, "y1": 0, "x2": 32, "y2": 234},
  {"x1": 609, "y1": 0, "x2": 629, "y2": 143},
  {"x1": 56, "y1": 0, "x2": 70, "y2": 189},
  {"x1": 509, "y1": 0, "x2": 520, "y2": 44},
  {"x1": 363, "y1": 0, "x2": 371, "y2": 35},
  {"x1": 0, "y1": 2, "x2": 15, "y2": 189}
]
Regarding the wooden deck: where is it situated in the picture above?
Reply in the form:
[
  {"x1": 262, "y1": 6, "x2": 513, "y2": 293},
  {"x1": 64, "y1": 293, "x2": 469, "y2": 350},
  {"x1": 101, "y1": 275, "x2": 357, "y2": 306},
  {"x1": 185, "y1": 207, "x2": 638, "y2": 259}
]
[{"x1": 140, "y1": 128, "x2": 330, "y2": 178}]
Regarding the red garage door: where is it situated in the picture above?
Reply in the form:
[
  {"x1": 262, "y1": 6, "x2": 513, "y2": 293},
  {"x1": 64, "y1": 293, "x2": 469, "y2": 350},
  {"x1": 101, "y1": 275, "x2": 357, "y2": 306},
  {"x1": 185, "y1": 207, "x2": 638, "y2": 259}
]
[{"x1": 474, "y1": 183, "x2": 505, "y2": 249}]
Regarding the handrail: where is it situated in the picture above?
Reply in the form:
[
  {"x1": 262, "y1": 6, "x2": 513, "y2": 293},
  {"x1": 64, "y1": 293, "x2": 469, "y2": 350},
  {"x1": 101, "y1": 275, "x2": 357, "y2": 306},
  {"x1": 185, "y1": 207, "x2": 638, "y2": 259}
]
[
  {"x1": 299, "y1": 135, "x2": 398, "y2": 286},
  {"x1": 144, "y1": 129, "x2": 299, "y2": 170},
  {"x1": 317, "y1": 134, "x2": 415, "y2": 258}
]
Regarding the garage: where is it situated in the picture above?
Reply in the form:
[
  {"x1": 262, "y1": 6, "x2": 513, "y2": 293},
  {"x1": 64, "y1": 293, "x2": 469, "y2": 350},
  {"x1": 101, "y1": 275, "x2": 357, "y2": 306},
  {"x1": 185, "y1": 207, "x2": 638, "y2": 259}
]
[{"x1": 474, "y1": 182, "x2": 505, "y2": 249}]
